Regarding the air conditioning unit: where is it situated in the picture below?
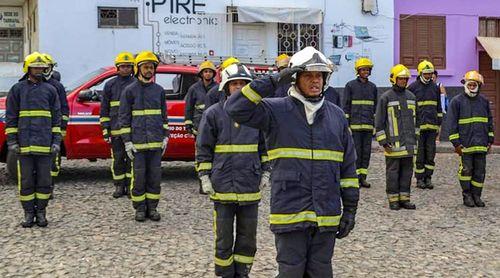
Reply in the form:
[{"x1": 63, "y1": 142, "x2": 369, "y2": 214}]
[{"x1": 362, "y1": 0, "x2": 379, "y2": 15}]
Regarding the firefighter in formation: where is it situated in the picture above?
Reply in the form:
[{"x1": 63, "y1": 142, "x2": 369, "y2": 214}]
[
  {"x1": 226, "y1": 47, "x2": 359, "y2": 277},
  {"x1": 100, "y1": 52, "x2": 136, "y2": 198},
  {"x1": 447, "y1": 71, "x2": 493, "y2": 207},
  {"x1": 408, "y1": 60, "x2": 442, "y2": 189},
  {"x1": 6, "y1": 52, "x2": 62, "y2": 227},
  {"x1": 119, "y1": 51, "x2": 169, "y2": 221},
  {"x1": 197, "y1": 63, "x2": 270, "y2": 277},
  {"x1": 343, "y1": 58, "x2": 378, "y2": 188}
]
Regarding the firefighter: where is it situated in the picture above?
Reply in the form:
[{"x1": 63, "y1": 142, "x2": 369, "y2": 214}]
[
  {"x1": 273, "y1": 54, "x2": 291, "y2": 98},
  {"x1": 119, "y1": 51, "x2": 169, "y2": 221},
  {"x1": 205, "y1": 57, "x2": 240, "y2": 108},
  {"x1": 375, "y1": 64, "x2": 418, "y2": 210},
  {"x1": 447, "y1": 71, "x2": 493, "y2": 207},
  {"x1": 225, "y1": 47, "x2": 359, "y2": 277},
  {"x1": 343, "y1": 58, "x2": 378, "y2": 188},
  {"x1": 197, "y1": 64, "x2": 270, "y2": 278},
  {"x1": 184, "y1": 61, "x2": 218, "y2": 136},
  {"x1": 100, "y1": 52, "x2": 136, "y2": 198},
  {"x1": 408, "y1": 60, "x2": 442, "y2": 189},
  {"x1": 6, "y1": 52, "x2": 61, "y2": 227}
]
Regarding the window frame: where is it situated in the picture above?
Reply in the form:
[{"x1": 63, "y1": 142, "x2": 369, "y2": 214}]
[
  {"x1": 97, "y1": 7, "x2": 138, "y2": 29},
  {"x1": 399, "y1": 14, "x2": 446, "y2": 69}
]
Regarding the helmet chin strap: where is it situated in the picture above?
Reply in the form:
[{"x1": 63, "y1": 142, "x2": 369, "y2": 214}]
[
  {"x1": 305, "y1": 92, "x2": 324, "y2": 103},
  {"x1": 464, "y1": 82, "x2": 479, "y2": 97},
  {"x1": 420, "y1": 75, "x2": 431, "y2": 84}
]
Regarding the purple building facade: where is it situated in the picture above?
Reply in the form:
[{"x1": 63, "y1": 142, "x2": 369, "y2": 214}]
[{"x1": 394, "y1": 0, "x2": 500, "y2": 141}]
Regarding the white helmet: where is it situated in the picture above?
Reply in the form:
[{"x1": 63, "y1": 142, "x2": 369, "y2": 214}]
[
  {"x1": 288, "y1": 46, "x2": 333, "y2": 91},
  {"x1": 219, "y1": 64, "x2": 253, "y2": 91}
]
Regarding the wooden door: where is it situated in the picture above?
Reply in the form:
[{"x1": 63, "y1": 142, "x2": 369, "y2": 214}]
[{"x1": 479, "y1": 51, "x2": 500, "y2": 143}]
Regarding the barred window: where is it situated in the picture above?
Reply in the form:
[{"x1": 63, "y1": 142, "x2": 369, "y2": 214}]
[
  {"x1": 278, "y1": 23, "x2": 321, "y2": 56},
  {"x1": 0, "y1": 28, "x2": 23, "y2": 63},
  {"x1": 98, "y1": 7, "x2": 138, "y2": 28}
]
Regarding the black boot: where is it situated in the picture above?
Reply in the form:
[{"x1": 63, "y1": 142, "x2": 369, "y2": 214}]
[
  {"x1": 400, "y1": 201, "x2": 416, "y2": 210},
  {"x1": 147, "y1": 208, "x2": 161, "y2": 221},
  {"x1": 389, "y1": 202, "x2": 400, "y2": 210},
  {"x1": 425, "y1": 177, "x2": 434, "y2": 189},
  {"x1": 462, "y1": 192, "x2": 475, "y2": 207},
  {"x1": 472, "y1": 194, "x2": 485, "y2": 207},
  {"x1": 135, "y1": 207, "x2": 146, "y2": 222},
  {"x1": 416, "y1": 179, "x2": 426, "y2": 189},
  {"x1": 21, "y1": 211, "x2": 36, "y2": 228},
  {"x1": 35, "y1": 209, "x2": 48, "y2": 227},
  {"x1": 123, "y1": 184, "x2": 130, "y2": 199},
  {"x1": 112, "y1": 183, "x2": 125, "y2": 198},
  {"x1": 359, "y1": 176, "x2": 371, "y2": 188}
]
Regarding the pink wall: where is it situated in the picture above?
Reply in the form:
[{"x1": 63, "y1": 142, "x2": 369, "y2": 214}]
[{"x1": 394, "y1": 0, "x2": 500, "y2": 86}]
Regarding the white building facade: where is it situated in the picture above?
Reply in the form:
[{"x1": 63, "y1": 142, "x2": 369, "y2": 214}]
[{"x1": 0, "y1": 0, "x2": 394, "y2": 91}]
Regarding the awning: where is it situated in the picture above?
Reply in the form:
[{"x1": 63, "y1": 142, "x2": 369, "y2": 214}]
[
  {"x1": 237, "y1": 6, "x2": 323, "y2": 25},
  {"x1": 477, "y1": 36, "x2": 500, "y2": 70}
]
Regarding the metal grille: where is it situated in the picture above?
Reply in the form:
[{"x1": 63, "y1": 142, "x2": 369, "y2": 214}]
[
  {"x1": 0, "y1": 28, "x2": 23, "y2": 62},
  {"x1": 278, "y1": 23, "x2": 320, "y2": 56},
  {"x1": 98, "y1": 7, "x2": 138, "y2": 28}
]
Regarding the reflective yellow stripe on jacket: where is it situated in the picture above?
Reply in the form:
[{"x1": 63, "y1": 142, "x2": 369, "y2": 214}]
[
  {"x1": 19, "y1": 110, "x2": 51, "y2": 117},
  {"x1": 210, "y1": 192, "x2": 261, "y2": 202},
  {"x1": 458, "y1": 117, "x2": 488, "y2": 125},
  {"x1": 132, "y1": 109, "x2": 162, "y2": 116},
  {"x1": 270, "y1": 211, "x2": 341, "y2": 227},
  {"x1": 351, "y1": 100, "x2": 374, "y2": 105},
  {"x1": 268, "y1": 148, "x2": 344, "y2": 162},
  {"x1": 417, "y1": 100, "x2": 437, "y2": 106},
  {"x1": 20, "y1": 145, "x2": 51, "y2": 154},
  {"x1": 214, "y1": 144, "x2": 258, "y2": 153}
]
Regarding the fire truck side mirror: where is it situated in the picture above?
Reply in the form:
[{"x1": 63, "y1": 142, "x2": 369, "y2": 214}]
[{"x1": 77, "y1": 89, "x2": 97, "y2": 102}]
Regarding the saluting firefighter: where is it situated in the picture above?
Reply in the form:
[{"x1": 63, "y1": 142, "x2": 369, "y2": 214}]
[
  {"x1": 375, "y1": 64, "x2": 418, "y2": 210},
  {"x1": 184, "y1": 60, "x2": 218, "y2": 136},
  {"x1": 342, "y1": 58, "x2": 378, "y2": 188},
  {"x1": 225, "y1": 47, "x2": 359, "y2": 277},
  {"x1": 100, "y1": 52, "x2": 136, "y2": 198},
  {"x1": 408, "y1": 60, "x2": 443, "y2": 189},
  {"x1": 205, "y1": 57, "x2": 240, "y2": 109},
  {"x1": 42, "y1": 54, "x2": 69, "y2": 200},
  {"x1": 196, "y1": 63, "x2": 270, "y2": 278},
  {"x1": 447, "y1": 71, "x2": 493, "y2": 207},
  {"x1": 6, "y1": 52, "x2": 61, "y2": 227},
  {"x1": 119, "y1": 51, "x2": 169, "y2": 222}
]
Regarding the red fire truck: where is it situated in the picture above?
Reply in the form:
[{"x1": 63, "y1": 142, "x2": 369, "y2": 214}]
[{"x1": 0, "y1": 56, "x2": 276, "y2": 178}]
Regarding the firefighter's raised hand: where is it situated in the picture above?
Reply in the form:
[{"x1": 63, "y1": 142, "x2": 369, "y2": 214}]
[
  {"x1": 454, "y1": 145, "x2": 464, "y2": 156},
  {"x1": 271, "y1": 66, "x2": 304, "y2": 87},
  {"x1": 124, "y1": 142, "x2": 137, "y2": 160},
  {"x1": 200, "y1": 175, "x2": 215, "y2": 195},
  {"x1": 259, "y1": 171, "x2": 271, "y2": 190}
]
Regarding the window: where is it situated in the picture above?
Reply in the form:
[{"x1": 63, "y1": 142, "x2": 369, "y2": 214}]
[
  {"x1": 400, "y1": 15, "x2": 446, "y2": 69},
  {"x1": 0, "y1": 28, "x2": 23, "y2": 62},
  {"x1": 98, "y1": 7, "x2": 138, "y2": 28},
  {"x1": 278, "y1": 23, "x2": 320, "y2": 56},
  {"x1": 479, "y1": 17, "x2": 500, "y2": 37},
  {"x1": 155, "y1": 73, "x2": 198, "y2": 100}
]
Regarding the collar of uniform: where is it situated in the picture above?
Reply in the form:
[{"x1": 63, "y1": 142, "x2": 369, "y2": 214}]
[
  {"x1": 392, "y1": 85, "x2": 406, "y2": 93},
  {"x1": 357, "y1": 76, "x2": 369, "y2": 83}
]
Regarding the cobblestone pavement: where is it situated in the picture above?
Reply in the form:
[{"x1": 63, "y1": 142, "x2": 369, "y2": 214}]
[{"x1": 0, "y1": 153, "x2": 498, "y2": 277}]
